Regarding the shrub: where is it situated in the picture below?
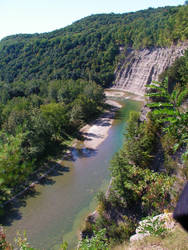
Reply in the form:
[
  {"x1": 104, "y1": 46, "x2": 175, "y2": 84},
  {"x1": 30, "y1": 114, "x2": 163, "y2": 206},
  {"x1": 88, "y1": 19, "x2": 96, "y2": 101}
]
[{"x1": 79, "y1": 229, "x2": 109, "y2": 250}]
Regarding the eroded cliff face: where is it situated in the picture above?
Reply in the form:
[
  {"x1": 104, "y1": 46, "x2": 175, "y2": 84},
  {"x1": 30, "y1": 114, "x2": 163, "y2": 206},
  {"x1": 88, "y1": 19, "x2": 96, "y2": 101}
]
[{"x1": 113, "y1": 42, "x2": 188, "y2": 96}]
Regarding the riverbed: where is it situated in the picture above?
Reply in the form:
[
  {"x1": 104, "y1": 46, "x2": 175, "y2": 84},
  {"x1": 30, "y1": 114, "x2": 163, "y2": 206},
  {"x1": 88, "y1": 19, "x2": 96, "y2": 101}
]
[{"x1": 2, "y1": 93, "x2": 142, "y2": 249}]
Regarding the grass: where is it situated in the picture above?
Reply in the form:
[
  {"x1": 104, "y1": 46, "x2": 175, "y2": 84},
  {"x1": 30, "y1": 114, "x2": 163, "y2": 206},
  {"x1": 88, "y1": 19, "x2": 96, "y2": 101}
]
[{"x1": 112, "y1": 224, "x2": 188, "y2": 250}]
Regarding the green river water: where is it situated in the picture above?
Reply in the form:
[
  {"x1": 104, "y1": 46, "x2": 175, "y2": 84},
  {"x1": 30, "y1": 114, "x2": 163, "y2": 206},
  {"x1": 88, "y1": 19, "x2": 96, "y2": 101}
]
[{"x1": 2, "y1": 96, "x2": 142, "y2": 249}]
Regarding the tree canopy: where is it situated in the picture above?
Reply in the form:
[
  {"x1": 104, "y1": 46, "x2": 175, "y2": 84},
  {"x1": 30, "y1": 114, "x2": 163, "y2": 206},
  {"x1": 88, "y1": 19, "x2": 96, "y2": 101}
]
[{"x1": 0, "y1": 5, "x2": 187, "y2": 86}]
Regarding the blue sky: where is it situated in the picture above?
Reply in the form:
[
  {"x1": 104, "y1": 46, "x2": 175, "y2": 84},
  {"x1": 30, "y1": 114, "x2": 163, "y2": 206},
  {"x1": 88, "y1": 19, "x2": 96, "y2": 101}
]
[{"x1": 0, "y1": 0, "x2": 185, "y2": 40}]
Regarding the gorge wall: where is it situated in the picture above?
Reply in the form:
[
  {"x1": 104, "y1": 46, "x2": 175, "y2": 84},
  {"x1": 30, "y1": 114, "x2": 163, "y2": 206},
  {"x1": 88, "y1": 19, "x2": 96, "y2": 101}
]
[{"x1": 113, "y1": 42, "x2": 188, "y2": 96}]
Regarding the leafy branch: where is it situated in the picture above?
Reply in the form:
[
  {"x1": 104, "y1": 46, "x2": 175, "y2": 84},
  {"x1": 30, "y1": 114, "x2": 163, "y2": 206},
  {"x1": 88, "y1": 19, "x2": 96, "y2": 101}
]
[{"x1": 146, "y1": 78, "x2": 188, "y2": 151}]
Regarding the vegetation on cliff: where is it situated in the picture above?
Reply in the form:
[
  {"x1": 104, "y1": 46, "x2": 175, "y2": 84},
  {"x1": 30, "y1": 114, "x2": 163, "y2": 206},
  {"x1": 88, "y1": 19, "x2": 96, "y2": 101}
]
[{"x1": 80, "y1": 49, "x2": 188, "y2": 249}]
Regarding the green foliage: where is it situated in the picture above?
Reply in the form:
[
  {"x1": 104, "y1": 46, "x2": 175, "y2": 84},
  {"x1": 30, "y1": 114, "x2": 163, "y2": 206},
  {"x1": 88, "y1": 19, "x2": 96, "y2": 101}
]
[
  {"x1": 0, "y1": 131, "x2": 34, "y2": 204},
  {"x1": 145, "y1": 49, "x2": 188, "y2": 176},
  {"x1": 111, "y1": 154, "x2": 174, "y2": 214},
  {"x1": 159, "y1": 49, "x2": 188, "y2": 89},
  {"x1": 106, "y1": 52, "x2": 187, "y2": 246},
  {"x1": 124, "y1": 111, "x2": 157, "y2": 168},
  {"x1": 79, "y1": 229, "x2": 109, "y2": 250},
  {"x1": 40, "y1": 102, "x2": 70, "y2": 138},
  {"x1": 59, "y1": 241, "x2": 68, "y2": 250},
  {"x1": 99, "y1": 107, "x2": 176, "y2": 244},
  {"x1": 146, "y1": 54, "x2": 188, "y2": 178},
  {"x1": 90, "y1": 192, "x2": 137, "y2": 245},
  {"x1": 146, "y1": 78, "x2": 188, "y2": 152},
  {"x1": 90, "y1": 110, "x2": 175, "y2": 246},
  {"x1": 0, "y1": 5, "x2": 187, "y2": 85},
  {"x1": 96, "y1": 216, "x2": 136, "y2": 246}
]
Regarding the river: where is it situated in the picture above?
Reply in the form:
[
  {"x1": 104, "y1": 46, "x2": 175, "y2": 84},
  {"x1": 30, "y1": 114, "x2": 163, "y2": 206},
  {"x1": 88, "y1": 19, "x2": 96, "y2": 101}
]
[{"x1": 2, "y1": 94, "x2": 142, "y2": 249}]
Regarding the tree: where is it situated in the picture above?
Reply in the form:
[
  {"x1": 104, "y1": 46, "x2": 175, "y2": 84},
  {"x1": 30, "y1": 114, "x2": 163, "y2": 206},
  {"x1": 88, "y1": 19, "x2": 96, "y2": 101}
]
[
  {"x1": 40, "y1": 102, "x2": 70, "y2": 138},
  {"x1": 0, "y1": 131, "x2": 33, "y2": 204},
  {"x1": 111, "y1": 129, "x2": 174, "y2": 214},
  {"x1": 146, "y1": 78, "x2": 188, "y2": 151}
]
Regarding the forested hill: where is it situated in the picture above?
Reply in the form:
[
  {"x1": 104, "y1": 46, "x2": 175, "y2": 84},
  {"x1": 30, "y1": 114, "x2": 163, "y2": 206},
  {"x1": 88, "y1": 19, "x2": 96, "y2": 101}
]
[{"x1": 0, "y1": 4, "x2": 188, "y2": 86}]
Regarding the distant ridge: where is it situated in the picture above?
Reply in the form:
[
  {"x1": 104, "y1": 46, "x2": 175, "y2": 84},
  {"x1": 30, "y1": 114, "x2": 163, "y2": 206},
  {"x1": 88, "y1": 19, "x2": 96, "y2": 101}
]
[{"x1": 0, "y1": 5, "x2": 187, "y2": 86}]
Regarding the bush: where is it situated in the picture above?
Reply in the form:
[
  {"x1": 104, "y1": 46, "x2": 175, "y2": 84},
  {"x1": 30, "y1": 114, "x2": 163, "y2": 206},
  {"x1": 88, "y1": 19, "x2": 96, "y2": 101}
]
[{"x1": 79, "y1": 229, "x2": 109, "y2": 250}]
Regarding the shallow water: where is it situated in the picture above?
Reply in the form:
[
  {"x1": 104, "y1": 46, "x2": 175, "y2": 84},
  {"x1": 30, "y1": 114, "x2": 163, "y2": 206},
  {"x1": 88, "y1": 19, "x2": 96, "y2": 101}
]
[{"x1": 3, "y1": 98, "x2": 142, "y2": 249}]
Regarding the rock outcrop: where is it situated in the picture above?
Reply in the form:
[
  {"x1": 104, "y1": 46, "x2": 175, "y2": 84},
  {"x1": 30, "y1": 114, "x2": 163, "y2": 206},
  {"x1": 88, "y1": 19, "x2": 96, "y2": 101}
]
[
  {"x1": 130, "y1": 213, "x2": 175, "y2": 242},
  {"x1": 113, "y1": 42, "x2": 188, "y2": 96}
]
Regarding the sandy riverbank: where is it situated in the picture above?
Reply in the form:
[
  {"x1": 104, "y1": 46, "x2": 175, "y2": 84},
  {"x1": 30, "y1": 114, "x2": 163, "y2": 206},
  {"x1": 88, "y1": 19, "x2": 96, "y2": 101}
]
[
  {"x1": 80, "y1": 99, "x2": 122, "y2": 150},
  {"x1": 105, "y1": 89, "x2": 145, "y2": 102},
  {"x1": 79, "y1": 90, "x2": 144, "y2": 150}
]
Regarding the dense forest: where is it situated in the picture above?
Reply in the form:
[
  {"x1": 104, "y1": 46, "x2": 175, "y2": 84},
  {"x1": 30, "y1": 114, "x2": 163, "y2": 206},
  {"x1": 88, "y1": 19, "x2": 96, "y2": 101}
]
[
  {"x1": 0, "y1": 3, "x2": 188, "y2": 249},
  {"x1": 0, "y1": 5, "x2": 187, "y2": 87}
]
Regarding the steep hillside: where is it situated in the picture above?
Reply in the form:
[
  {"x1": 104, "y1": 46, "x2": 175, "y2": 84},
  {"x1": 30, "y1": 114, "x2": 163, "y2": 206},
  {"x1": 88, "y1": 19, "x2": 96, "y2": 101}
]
[
  {"x1": 113, "y1": 41, "x2": 188, "y2": 95},
  {"x1": 0, "y1": 5, "x2": 187, "y2": 87}
]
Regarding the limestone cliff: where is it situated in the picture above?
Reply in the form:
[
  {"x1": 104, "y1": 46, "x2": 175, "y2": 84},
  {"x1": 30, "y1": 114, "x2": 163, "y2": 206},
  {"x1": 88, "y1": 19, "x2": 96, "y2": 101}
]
[{"x1": 113, "y1": 42, "x2": 188, "y2": 96}]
